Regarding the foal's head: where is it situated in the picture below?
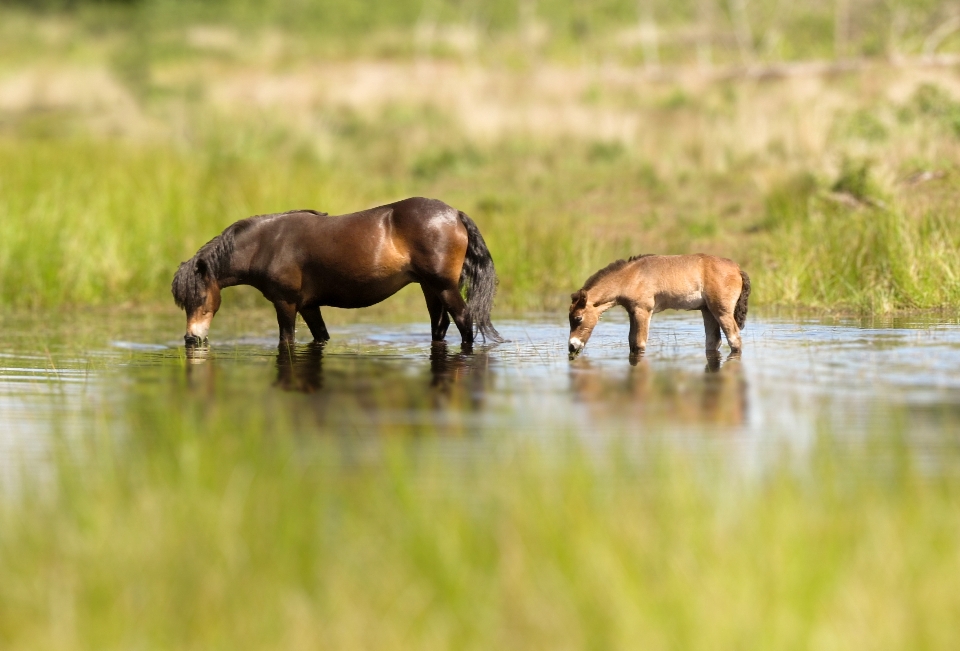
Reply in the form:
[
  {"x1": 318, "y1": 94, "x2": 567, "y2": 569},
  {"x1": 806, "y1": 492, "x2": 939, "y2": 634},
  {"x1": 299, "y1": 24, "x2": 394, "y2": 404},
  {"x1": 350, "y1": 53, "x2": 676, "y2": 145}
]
[
  {"x1": 172, "y1": 257, "x2": 222, "y2": 347},
  {"x1": 568, "y1": 289, "x2": 602, "y2": 355}
]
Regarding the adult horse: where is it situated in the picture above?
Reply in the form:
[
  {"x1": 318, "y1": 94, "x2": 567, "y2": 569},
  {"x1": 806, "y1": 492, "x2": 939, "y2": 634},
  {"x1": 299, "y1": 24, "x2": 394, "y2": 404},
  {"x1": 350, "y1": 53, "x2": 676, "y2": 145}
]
[{"x1": 172, "y1": 197, "x2": 501, "y2": 347}]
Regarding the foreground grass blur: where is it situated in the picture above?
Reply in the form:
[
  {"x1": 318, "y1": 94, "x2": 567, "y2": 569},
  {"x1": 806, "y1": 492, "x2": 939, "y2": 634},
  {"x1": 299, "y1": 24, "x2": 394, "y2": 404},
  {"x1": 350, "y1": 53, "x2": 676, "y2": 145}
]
[{"x1": 1, "y1": 400, "x2": 959, "y2": 649}]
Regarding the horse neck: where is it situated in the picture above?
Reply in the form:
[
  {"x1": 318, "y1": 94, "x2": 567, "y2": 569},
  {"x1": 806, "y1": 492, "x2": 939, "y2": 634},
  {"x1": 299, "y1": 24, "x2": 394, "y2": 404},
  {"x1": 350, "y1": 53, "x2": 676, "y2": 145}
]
[
  {"x1": 211, "y1": 233, "x2": 250, "y2": 289},
  {"x1": 586, "y1": 273, "x2": 624, "y2": 311}
]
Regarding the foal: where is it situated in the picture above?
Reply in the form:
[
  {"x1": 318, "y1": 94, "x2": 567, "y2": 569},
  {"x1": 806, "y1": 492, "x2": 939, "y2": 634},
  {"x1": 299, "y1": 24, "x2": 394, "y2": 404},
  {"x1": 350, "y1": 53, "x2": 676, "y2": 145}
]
[{"x1": 568, "y1": 254, "x2": 750, "y2": 356}]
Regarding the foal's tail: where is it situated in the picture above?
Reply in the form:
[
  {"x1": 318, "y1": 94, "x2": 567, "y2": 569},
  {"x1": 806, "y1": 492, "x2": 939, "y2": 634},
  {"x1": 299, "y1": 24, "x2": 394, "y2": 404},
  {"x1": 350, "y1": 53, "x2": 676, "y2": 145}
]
[
  {"x1": 457, "y1": 211, "x2": 503, "y2": 342},
  {"x1": 734, "y1": 269, "x2": 751, "y2": 330}
]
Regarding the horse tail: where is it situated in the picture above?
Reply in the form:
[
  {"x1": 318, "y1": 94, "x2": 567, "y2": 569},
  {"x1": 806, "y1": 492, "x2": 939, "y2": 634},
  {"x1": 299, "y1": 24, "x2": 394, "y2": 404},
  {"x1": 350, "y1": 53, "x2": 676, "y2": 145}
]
[
  {"x1": 734, "y1": 268, "x2": 751, "y2": 330},
  {"x1": 457, "y1": 210, "x2": 502, "y2": 342}
]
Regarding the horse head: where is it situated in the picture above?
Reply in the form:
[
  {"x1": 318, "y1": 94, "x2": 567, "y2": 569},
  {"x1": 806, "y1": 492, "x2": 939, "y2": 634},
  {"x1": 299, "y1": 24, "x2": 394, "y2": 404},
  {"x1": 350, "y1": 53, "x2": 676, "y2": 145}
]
[
  {"x1": 568, "y1": 289, "x2": 602, "y2": 355},
  {"x1": 172, "y1": 256, "x2": 221, "y2": 347}
]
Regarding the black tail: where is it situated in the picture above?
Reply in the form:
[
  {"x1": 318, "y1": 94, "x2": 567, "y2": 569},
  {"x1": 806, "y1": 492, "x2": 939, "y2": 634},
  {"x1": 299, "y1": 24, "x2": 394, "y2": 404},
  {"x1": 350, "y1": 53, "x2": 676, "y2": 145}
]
[
  {"x1": 457, "y1": 211, "x2": 502, "y2": 342},
  {"x1": 734, "y1": 269, "x2": 750, "y2": 330}
]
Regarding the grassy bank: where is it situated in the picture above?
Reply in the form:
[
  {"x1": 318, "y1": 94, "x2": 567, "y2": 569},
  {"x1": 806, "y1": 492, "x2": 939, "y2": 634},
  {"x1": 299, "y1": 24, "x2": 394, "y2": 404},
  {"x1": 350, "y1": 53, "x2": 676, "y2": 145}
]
[
  {"x1": 1, "y1": 400, "x2": 959, "y2": 649},
  {"x1": 4, "y1": 92, "x2": 960, "y2": 313},
  {"x1": 5, "y1": 7, "x2": 960, "y2": 313},
  {"x1": 3, "y1": 0, "x2": 958, "y2": 66}
]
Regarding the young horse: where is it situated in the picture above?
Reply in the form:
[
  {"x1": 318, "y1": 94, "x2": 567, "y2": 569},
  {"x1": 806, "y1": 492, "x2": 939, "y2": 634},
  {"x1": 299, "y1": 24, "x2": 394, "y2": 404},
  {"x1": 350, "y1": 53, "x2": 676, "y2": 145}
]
[
  {"x1": 568, "y1": 254, "x2": 750, "y2": 356},
  {"x1": 172, "y1": 197, "x2": 501, "y2": 347}
]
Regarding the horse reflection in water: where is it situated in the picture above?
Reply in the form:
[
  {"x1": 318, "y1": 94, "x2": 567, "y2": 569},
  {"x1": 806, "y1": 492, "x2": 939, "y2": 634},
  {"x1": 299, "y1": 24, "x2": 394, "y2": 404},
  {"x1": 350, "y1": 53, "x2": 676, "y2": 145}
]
[
  {"x1": 274, "y1": 343, "x2": 326, "y2": 393},
  {"x1": 272, "y1": 342, "x2": 488, "y2": 413},
  {"x1": 571, "y1": 352, "x2": 747, "y2": 428},
  {"x1": 429, "y1": 342, "x2": 488, "y2": 409}
]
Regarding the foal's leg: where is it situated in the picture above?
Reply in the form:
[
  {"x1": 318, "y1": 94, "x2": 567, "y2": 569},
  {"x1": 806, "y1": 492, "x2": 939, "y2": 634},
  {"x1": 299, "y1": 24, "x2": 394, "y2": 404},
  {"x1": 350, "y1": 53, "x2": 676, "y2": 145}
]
[
  {"x1": 421, "y1": 286, "x2": 451, "y2": 342},
  {"x1": 628, "y1": 306, "x2": 653, "y2": 355},
  {"x1": 707, "y1": 302, "x2": 742, "y2": 353},
  {"x1": 702, "y1": 308, "x2": 723, "y2": 353},
  {"x1": 299, "y1": 306, "x2": 330, "y2": 343},
  {"x1": 274, "y1": 300, "x2": 298, "y2": 344}
]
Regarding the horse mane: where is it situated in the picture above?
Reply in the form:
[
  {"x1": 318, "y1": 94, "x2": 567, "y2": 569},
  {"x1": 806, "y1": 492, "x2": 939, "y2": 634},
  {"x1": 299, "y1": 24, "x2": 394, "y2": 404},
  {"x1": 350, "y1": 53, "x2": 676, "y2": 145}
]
[
  {"x1": 582, "y1": 254, "x2": 654, "y2": 290},
  {"x1": 172, "y1": 209, "x2": 327, "y2": 312}
]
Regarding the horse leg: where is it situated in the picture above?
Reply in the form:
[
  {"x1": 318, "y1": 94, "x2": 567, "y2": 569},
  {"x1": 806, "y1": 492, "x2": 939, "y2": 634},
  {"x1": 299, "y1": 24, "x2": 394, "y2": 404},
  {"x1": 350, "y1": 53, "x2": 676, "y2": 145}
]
[
  {"x1": 299, "y1": 306, "x2": 330, "y2": 343},
  {"x1": 709, "y1": 306, "x2": 742, "y2": 353},
  {"x1": 435, "y1": 286, "x2": 473, "y2": 346},
  {"x1": 628, "y1": 306, "x2": 652, "y2": 355},
  {"x1": 702, "y1": 308, "x2": 723, "y2": 353},
  {"x1": 274, "y1": 300, "x2": 298, "y2": 344},
  {"x1": 421, "y1": 286, "x2": 451, "y2": 342}
]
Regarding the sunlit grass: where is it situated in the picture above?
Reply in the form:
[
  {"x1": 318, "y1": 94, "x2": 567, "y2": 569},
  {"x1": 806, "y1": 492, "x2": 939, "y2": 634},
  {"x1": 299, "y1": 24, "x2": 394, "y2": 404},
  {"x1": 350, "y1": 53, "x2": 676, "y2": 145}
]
[{"x1": 5, "y1": 113, "x2": 960, "y2": 314}]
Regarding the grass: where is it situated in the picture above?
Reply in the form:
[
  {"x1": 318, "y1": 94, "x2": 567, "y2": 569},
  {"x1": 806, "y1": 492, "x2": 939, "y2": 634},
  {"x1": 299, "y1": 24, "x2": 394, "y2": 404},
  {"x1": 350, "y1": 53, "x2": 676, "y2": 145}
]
[
  {"x1": 5, "y1": 7, "x2": 960, "y2": 316},
  {"x1": 4, "y1": 89, "x2": 960, "y2": 314},
  {"x1": 3, "y1": 0, "x2": 958, "y2": 66},
  {"x1": 2, "y1": 399, "x2": 960, "y2": 649}
]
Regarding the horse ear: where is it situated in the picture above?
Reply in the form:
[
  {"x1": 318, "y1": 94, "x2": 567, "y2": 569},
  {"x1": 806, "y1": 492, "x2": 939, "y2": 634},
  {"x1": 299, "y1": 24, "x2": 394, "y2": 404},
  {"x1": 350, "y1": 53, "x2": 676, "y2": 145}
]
[
  {"x1": 570, "y1": 292, "x2": 579, "y2": 303},
  {"x1": 194, "y1": 258, "x2": 209, "y2": 278},
  {"x1": 571, "y1": 290, "x2": 587, "y2": 308}
]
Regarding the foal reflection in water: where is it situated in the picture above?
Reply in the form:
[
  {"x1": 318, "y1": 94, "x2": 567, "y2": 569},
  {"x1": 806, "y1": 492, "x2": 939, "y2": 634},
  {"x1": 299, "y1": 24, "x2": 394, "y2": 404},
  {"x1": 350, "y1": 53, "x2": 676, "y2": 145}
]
[
  {"x1": 172, "y1": 197, "x2": 501, "y2": 348},
  {"x1": 568, "y1": 253, "x2": 750, "y2": 359},
  {"x1": 569, "y1": 353, "x2": 747, "y2": 427}
]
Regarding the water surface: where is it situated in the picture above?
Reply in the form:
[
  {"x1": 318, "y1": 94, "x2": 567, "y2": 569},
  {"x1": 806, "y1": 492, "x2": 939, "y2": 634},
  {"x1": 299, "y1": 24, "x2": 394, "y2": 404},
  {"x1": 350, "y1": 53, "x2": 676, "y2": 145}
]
[{"x1": 2, "y1": 309, "x2": 960, "y2": 462}]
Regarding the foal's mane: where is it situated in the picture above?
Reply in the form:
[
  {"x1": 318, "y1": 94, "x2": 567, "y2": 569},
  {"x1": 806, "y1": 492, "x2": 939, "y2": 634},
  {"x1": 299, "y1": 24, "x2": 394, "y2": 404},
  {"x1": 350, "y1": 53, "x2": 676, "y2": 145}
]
[
  {"x1": 171, "y1": 209, "x2": 327, "y2": 312},
  {"x1": 581, "y1": 254, "x2": 653, "y2": 290}
]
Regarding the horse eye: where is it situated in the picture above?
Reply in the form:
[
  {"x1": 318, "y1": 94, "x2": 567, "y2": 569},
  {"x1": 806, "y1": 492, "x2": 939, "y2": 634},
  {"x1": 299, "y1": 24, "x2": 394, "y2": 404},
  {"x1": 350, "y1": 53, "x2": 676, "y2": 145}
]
[{"x1": 574, "y1": 315, "x2": 583, "y2": 324}]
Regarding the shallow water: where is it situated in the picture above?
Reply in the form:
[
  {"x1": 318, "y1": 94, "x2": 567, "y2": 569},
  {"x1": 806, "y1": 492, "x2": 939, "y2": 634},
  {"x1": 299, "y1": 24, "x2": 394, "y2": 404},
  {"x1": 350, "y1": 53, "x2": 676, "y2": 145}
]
[{"x1": 2, "y1": 308, "x2": 960, "y2": 466}]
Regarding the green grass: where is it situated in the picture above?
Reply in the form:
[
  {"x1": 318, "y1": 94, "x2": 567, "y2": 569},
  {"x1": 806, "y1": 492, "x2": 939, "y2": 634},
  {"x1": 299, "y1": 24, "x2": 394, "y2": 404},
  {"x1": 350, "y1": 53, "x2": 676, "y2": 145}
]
[
  {"x1": 2, "y1": 399, "x2": 960, "y2": 649},
  {"x1": 3, "y1": 0, "x2": 958, "y2": 66},
  {"x1": 5, "y1": 112, "x2": 960, "y2": 314},
  {"x1": 5, "y1": 9, "x2": 960, "y2": 314}
]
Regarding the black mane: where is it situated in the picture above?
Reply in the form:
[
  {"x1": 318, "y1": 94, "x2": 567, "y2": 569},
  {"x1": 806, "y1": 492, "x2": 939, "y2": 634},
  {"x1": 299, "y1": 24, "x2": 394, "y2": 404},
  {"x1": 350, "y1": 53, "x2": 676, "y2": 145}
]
[
  {"x1": 582, "y1": 254, "x2": 653, "y2": 290},
  {"x1": 171, "y1": 209, "x2": 327, "y2": 312}
]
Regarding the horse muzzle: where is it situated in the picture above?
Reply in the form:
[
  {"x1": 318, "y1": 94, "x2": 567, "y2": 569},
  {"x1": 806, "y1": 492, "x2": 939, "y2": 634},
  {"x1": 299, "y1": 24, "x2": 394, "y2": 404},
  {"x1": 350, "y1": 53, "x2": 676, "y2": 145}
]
[
  {"x1": 184, "y1": 333, "x2": 208, "y2": 347},
  {"x1": 568, "y1": 337, "x2": 584, "y2": 355}
]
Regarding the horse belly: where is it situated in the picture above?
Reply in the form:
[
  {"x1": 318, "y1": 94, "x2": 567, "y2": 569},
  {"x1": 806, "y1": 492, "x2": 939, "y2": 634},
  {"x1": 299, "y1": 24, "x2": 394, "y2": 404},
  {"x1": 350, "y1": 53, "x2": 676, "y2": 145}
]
[
  {"x1": 654, "y1": 287, "x2": 705, "y2": 312},
  {"x1": 306, "y1": 271, "x2": 414, "y2": 309}
]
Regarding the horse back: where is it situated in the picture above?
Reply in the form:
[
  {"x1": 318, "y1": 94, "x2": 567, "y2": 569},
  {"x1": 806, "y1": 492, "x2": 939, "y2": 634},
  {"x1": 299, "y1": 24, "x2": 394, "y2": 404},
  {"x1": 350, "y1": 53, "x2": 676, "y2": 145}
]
[
  {"x1": 235, "y1": 198, "x2": 467, "y2": 307},
  {"x1": 635, "y1": 254, "x2": 742, "y2": 312}
]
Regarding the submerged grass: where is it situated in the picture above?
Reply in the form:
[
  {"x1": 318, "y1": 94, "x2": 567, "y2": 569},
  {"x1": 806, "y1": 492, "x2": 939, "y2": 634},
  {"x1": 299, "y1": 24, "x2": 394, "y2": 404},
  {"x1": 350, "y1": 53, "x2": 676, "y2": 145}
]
[{"x1": 2, "y1": 400, "x2": 960, "y2": 649}]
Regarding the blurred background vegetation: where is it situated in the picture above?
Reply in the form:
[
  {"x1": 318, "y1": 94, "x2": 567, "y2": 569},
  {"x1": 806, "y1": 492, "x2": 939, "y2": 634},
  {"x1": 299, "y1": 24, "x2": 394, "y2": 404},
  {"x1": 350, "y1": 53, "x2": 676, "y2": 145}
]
[{"x1": 4, "y1": 0, "x2": 960, "y2": 311}]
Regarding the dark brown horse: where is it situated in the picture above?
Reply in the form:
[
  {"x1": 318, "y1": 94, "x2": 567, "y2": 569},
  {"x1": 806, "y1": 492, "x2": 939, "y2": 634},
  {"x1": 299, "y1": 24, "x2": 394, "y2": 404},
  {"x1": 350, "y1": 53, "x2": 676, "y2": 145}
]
[{"x1": 172, "y1": 197, "x2": 500, "y2": 346}]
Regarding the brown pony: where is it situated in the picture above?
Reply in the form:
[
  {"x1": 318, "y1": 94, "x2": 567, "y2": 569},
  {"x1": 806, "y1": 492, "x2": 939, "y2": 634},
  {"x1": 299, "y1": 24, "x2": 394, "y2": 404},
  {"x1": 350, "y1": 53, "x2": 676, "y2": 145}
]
[
  {"x1": 568, "y1": 254, "x2": 750, "y2": 356},
  {"x1": 172, "y1": 197, "x2": 501, "y2": 347}
]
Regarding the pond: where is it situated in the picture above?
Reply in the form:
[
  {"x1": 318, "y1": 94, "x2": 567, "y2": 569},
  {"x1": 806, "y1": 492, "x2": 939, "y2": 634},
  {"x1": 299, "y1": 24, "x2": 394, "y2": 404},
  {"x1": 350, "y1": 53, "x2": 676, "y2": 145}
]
[{"x1": 3, "y1": 307, "x2": 960, "y2": 469}]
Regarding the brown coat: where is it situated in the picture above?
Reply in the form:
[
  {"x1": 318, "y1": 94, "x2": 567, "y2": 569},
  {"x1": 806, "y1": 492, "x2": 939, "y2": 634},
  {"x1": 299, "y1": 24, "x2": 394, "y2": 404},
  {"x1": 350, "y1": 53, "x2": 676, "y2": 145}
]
[{"x1": 568, "y1": 254, "x2": 750, "y2": 357}]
